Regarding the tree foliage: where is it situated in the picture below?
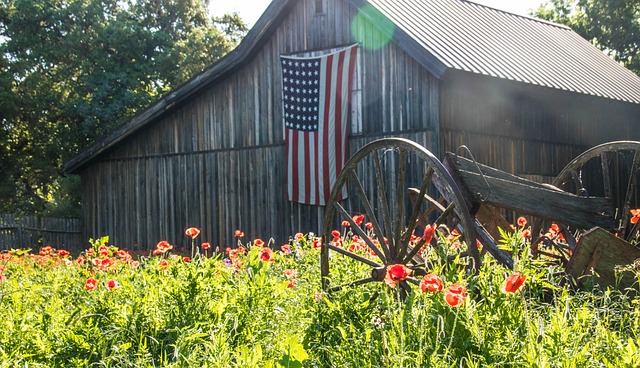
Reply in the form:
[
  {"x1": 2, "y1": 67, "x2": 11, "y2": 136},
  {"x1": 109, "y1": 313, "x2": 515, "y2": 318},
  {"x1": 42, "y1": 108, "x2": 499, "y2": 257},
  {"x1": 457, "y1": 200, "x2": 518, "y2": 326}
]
[
  {"x1": 0, "y1": 0, "x2": 247, "y2": 216},
  {"x1": 535, "y1": 0, "x2": 640, "y2": 76}
]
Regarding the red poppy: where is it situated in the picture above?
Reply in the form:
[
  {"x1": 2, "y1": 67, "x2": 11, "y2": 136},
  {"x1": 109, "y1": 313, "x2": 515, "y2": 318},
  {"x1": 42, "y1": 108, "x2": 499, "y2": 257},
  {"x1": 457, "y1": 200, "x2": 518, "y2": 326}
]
[
  {"x1": 502, "y1": 273, "x2": 527, "y2": 294},
  {"x1": 182, "y1": 256, "x2": 191, "y2": 263},
  {"x1": 331, "y1": 230, "x2": 341, "y2": 240},
  {"x1": 365, "y1": 222, "x2": 374, "y2": 230},
  {"x1": 422, "y1": 224, "x2": 435, "y2": 243},
  {"x1": 158, "y1": 259, "x2": 169, "y2": 269},
  {"x1": 234, "y1": 229, "x2": 245, "y2": 238},
  {"x1": 100, "y1": 258, "x2": 113, "y2": 269},
  {"x1": 58, "y1": 249, "x2": 70, "y2": 257},
  {"x1": 312, "y1": 238, "x2": 322, "y2": 249},
  {"x1": 631, "y1": 209, "x2": 640, "y2": 224},
  {"x1": 185, "y1": 227, "x2": 200, "y2": 239},
  {"x1": 98, "y1": 245, "x2": 109, "y2": 257},
  {"x1": 517, "y1": 216, "x2": 527, "y2": 227},
  {"x1": 522, "y1": 229, "x2": 532, "y2": 239},
  {"x1": 253, "y1": 239, "x2": 265, "y2": 247},
  {"x1": 201, "y1": 242, "x2": 211, "y2": 250},
  {"x1": 444, "y1": 283, "x2": 467, "y2": 307},
  {"x1": 105, "y1": 279, "x2": 119, "y2": 291},
  {"x1": 352, "y1": 214, "x2": 365, "y2": 226},
  {"x1": 156, "y1": 240, "x2": 173, "y2": 253},
  {"x1": 384, "y1": 264, "x2": 412, "y2": 288},
  {"x1": 287, "y1": 280, "x2": 297, "y2": 288},
  {"x1": 85, "y1": 277, "x2": 98, "y2": 291},
  {"x1": 419, "y1": 273, "x2": 444, "y2": 293},
  {"x1": 75, "y1": 255, "x2": 86, "y2": 265},
  {"x1": 341, "y1": 220, "x2": 351, "y2": 227},
  {"x1": 259, "y1": 247, "x2": 273, "y2": 262},
  {"x1": 281, "y1": 244, "x2": 291, "y2": 254}
]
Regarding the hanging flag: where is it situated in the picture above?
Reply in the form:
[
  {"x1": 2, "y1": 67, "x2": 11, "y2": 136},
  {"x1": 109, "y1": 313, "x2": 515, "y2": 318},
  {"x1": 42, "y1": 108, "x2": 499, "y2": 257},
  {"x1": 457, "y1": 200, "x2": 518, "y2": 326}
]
[{"x1": 281, "y1": 44, "x2": 358, "y2": 205}]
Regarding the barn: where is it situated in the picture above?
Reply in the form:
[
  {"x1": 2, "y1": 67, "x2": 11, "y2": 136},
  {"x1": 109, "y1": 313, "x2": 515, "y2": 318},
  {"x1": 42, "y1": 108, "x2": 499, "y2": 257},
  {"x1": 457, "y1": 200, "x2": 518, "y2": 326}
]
[{"x1": 64, "y1": 0, "x2": 640, "y2": 250}]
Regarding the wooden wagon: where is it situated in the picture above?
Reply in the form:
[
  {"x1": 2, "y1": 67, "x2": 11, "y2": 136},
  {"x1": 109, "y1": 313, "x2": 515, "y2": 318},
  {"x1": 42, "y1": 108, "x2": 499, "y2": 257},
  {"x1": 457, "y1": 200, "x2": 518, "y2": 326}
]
[{"x1": 320, "y1": 138, "x2": 640, "y2": 294}]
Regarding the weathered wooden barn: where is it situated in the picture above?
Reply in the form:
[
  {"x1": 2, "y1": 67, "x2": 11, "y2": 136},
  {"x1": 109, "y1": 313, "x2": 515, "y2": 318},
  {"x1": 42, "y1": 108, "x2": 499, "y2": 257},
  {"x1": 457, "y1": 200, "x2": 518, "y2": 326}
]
[{"x1": 65, "y1": 0, "x2": 640, "y2": 250}]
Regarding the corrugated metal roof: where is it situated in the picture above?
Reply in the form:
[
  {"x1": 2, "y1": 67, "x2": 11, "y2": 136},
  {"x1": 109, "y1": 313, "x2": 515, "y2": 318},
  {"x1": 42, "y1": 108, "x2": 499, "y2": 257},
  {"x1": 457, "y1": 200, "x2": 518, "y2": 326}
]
[{"x1": 361, "y1": 0, "x2": 640, "y2": 104}]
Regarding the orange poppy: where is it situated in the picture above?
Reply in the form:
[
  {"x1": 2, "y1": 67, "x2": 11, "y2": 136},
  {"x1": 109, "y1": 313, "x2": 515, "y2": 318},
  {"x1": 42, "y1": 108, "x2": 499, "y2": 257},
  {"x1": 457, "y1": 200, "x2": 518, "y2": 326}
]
[
  {"x1": 185, "y1": 227, "x2": 200, "y2": 239},
  {"x1": 444, "y1": 283, "x2": 467, "y2": 307},
  {"x1": 105, "y1": 279, "x2": 119, "y2": 291},
  {"x1": 419, "y1": 273, "x2": 443, "y2": 293},
  {"x1": 352, "y1": 214, "x2": 365, "y2": 226},
  {"x1": 517, "y1": 216, "x2": 527, "y2": 227},
  {"x1": 259, "y1": 247, "x2": 273, "y2": 262},
  {"x1": 502, "y1": 273, "x2": 527, "y2": 294},
  {"x1": 85, "y1": 277, "x2": 98, "y2": 291},
  {"x1": 422, "y1": 224, "x2": 435, "y2": 243},
  {"x1": 384, "y1": 264, "x2": 412, "y2": 288}
]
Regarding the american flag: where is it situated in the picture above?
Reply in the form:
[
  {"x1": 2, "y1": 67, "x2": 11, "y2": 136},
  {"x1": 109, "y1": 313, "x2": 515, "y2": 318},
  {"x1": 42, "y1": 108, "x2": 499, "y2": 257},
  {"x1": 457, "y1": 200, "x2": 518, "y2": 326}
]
[{"x1": 281, "y1": 44, "x2": 358, "y2": 205}]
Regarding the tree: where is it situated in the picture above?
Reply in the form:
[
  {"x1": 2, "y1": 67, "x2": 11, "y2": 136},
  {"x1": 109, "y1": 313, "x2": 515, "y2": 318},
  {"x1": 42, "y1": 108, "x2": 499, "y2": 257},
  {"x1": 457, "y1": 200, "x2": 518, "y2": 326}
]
[
  {"x1": 535, "y1": 0, "x2": 640, "y2": 76},
  {"x1": 0, "y1": 0, "x2": 247, "y2": 216}
]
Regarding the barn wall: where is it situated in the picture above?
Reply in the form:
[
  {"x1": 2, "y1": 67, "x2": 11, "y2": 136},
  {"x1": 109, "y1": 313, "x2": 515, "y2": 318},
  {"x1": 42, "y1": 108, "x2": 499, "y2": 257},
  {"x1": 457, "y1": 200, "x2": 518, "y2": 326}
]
[
  {"x1": 440, "y1": 71, "x2": 640, "y2": 182},
  {"x1": 79, "y1": 0, "x2": 440, "y2": 249}
]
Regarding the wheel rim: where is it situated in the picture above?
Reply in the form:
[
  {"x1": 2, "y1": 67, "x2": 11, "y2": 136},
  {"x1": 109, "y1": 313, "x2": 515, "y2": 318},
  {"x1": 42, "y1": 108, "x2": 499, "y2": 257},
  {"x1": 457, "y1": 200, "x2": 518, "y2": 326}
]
[
  {"x1": 320, "y1": 138, "x2": 479, "y2": 293},
  {"x1": 533, "y1": 141, "x2": 640, "y2": 263}
]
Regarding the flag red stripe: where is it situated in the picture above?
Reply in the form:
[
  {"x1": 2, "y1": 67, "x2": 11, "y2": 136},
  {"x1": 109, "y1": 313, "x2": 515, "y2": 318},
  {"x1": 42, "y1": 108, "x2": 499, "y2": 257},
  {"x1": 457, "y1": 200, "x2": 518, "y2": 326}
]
[
  {"x1": 335, "y1": 50, "x2": 346, "y2": 201},
  {"x1": 291, "y1": 131, "x2": 299, "y2": 202},
  {"x1": 303, "y1": 132, "x2": 311, "y2": 204},
  {"x1": 322, "y1": 55, "x2": 334, "y2": 203}
]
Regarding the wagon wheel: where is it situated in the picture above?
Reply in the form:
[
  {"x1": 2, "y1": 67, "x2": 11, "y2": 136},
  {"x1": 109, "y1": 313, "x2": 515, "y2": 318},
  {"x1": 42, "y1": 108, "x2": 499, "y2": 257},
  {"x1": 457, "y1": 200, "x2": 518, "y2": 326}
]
[
  {"x1": 321, "y1": 138, "x2": 479, "y2": 295},
  {"x1": 532, "y1": 141, "x2": 640, "y2": 264}
]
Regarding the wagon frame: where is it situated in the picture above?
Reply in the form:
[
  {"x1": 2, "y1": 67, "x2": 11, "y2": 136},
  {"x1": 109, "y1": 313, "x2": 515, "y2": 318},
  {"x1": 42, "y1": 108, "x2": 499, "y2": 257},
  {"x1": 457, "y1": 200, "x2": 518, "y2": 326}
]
[{"x1": 320, "y1": 138, "x2": 640, "y2": 294}]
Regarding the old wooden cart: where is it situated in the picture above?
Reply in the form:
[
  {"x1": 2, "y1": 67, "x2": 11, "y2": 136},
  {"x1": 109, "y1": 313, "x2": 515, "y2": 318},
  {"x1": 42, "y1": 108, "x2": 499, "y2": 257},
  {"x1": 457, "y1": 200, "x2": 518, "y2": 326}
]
[{"x1": 320, "y1": 138, "x2": 640, "y2": 293}]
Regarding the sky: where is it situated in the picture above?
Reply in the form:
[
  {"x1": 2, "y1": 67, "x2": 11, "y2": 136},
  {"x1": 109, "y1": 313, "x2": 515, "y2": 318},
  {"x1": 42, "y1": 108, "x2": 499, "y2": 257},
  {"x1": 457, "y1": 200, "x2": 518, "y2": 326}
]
[{"x1": 209, "y1": 0, "x2": 548, "y2": 27}]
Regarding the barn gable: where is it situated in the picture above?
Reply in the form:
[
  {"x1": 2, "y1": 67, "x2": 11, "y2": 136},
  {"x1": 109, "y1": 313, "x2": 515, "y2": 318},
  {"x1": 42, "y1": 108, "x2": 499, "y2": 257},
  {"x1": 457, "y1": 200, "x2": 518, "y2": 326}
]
[{"x1": 65, "y1": 0, "x2": 640, "y2": 249}]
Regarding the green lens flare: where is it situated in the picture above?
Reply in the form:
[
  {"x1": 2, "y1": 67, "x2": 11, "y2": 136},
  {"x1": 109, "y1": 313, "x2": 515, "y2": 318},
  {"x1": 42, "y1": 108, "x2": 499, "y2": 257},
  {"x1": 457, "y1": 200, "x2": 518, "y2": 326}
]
[{"x1": 351, "y1": 4, "x2": 395, "y2": 50}]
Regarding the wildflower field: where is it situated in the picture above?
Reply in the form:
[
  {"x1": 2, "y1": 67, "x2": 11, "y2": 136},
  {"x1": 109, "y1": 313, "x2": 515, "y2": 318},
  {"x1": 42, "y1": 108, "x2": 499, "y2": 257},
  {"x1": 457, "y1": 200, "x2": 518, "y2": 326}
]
[{"x1": 1, "y1": 219, "x2": 640, "y2": 367}]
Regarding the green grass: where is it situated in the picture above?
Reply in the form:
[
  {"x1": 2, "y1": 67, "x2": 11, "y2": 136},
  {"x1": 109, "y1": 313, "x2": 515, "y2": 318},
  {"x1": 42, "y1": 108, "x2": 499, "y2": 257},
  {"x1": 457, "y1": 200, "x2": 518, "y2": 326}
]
[{"x1": 0, "y1": 229, "x2": 639, "y2": 367}]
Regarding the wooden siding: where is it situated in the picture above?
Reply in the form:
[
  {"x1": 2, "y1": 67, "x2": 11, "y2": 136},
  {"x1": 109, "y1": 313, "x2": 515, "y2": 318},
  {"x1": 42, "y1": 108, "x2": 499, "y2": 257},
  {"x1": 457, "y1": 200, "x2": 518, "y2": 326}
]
[
  {"x1": 440, "y1": 71, "x2": 640, "y2": 180},
  {"x1": 79, "y1": 0, "x2": 440, "y2": 250}
]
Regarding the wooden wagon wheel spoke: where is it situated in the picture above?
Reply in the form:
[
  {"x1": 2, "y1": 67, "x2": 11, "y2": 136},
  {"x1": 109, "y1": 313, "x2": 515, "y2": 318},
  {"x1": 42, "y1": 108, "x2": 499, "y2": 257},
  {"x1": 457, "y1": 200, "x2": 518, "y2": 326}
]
[
  {"x1": 373, "y1": 149, "x2": 395, "y2": 254},
  {"x1": 321, "y1": 138, "x2": 479, "y2": 296},
  {"x1": 393, "y1": 147, "x2": 408, "y2": 258},
  {"x1": 398, "y1": 168, "x2": 434, "y2": 261},
  {"x1": 323, "y1": 242, "x2": 382, "y2": 268},
  {"x1": 333, "y1": 201, "x2": 387, "y2": 262},
  {"x1": 327, "y1": 277, "x2": 376, "y2": 293},
  {"x1": 402, "y1": 237, "x2": 428, "y2": 264},
  {"x1": 351, "y1": 173, "x2": 392, "y2": 260},
  {"x1": 600, "y1": 152, "x2": 612, "y2": 200},
  {"x1": 618, "y1": 150, "x2": 640, "y2": 237}
]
